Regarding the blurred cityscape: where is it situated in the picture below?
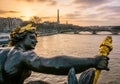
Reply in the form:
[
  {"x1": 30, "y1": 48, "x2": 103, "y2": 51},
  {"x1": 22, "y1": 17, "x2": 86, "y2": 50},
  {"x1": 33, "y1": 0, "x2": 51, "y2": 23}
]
[{"x1": 0, "y1": 17, "x2": 120, "y2": 35}]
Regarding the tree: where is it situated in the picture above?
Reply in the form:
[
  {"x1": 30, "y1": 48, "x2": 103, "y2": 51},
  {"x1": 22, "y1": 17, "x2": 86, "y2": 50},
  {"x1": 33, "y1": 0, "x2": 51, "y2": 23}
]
[{"x1": 30, "y1": 16, "x2": 42, "y2": 24}]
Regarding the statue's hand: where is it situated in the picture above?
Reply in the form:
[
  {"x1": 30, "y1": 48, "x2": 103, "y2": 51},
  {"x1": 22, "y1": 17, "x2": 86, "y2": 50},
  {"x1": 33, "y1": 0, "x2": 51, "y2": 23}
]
[{"x1": 94, "y1": 56, "x2": 110, "y2": 71}]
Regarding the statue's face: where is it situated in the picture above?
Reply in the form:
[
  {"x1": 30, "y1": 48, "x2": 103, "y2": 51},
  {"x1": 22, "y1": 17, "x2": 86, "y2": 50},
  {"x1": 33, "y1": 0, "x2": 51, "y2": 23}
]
[{"x1": 23, "y1": 33, "x2": 38, "y2": 50}]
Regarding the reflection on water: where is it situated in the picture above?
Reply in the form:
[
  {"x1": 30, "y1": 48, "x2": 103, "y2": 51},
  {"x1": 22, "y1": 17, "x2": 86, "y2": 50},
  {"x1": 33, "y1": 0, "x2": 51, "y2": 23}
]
[
  {"x1": 35, "y1": 34, "x2": 102, "y2": 57},
  {"x1": 25, "y1": 34, "x2": 120, "y2": 84}
]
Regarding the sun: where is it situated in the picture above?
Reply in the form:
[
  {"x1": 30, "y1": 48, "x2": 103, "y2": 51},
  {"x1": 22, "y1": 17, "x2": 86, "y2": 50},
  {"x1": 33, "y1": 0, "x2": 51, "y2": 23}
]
[
  {"x1": 23, "y1": 16, "x2": 31, "y2": 21},
  {"x1": 21, "y1": 13, "x2": 33, "y2": 21},
  {"x1": 20, "y1": 9, "x2": 36, "y2": 21}
]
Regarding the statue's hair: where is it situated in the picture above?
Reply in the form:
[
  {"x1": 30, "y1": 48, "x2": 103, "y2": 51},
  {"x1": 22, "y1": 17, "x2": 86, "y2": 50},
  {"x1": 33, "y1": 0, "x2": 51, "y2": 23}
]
[
  {"x1": 9, "y1": 30, "x2": 37, "y2": 47},
  {"x1": 9, "y1": 24, "x2": 37, "y2": 47}
]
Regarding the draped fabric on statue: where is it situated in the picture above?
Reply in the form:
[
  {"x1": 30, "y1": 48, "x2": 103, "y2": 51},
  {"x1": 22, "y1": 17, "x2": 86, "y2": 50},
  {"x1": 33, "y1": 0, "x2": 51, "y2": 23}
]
[{"x1": 68, "y1": 68, "x2": 95, "y2": 84}]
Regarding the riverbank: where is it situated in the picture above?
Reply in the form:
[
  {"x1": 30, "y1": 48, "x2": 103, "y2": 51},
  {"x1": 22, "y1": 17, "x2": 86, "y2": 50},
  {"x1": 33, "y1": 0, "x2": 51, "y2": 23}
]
[{"x1": 39, "y1": 32, "x2": 58, "y2": 36}]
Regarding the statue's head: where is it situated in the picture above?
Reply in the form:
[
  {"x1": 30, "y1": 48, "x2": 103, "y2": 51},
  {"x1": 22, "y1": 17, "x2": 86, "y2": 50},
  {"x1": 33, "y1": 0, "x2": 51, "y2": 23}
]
[{"x1": 9, "y1": 24, "x2": 38, "y2": 50}]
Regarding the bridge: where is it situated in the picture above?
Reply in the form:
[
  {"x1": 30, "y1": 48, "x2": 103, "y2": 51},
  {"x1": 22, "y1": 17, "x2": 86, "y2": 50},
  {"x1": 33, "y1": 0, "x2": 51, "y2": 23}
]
[{"x1": 59, "y1": 26, "x2": 120, "y2": 35}]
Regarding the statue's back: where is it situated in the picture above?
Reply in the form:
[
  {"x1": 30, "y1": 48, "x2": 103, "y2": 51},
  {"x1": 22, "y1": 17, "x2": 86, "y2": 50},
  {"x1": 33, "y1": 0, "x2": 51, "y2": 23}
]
[{"x1": 0, "y1": 48, "x2": 10, "y2": 83}]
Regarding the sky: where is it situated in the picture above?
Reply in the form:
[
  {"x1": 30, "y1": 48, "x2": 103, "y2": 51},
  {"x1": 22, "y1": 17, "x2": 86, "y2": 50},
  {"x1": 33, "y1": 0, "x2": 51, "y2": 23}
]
[{"x1": 0, "y1": 0, "x2": 120, "y2": 26}]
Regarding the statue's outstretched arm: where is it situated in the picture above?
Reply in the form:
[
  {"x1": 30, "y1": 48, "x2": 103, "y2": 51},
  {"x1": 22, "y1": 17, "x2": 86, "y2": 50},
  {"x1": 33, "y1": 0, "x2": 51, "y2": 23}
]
[{"x1": 22, "y1": 52, "x2": 108, "y2": 75}]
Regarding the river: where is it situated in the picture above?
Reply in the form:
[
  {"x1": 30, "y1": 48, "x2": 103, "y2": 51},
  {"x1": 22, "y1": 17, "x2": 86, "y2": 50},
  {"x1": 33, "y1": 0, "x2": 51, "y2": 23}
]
[{"x1": 25, "y1": 34, "x2": 120, "y2": 84}]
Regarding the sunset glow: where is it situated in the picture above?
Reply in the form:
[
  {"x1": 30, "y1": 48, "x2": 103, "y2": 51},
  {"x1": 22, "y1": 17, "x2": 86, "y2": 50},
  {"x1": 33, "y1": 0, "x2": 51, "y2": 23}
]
[{"x1": 0, "y1": 0, "x2": 120, "y2": 26}]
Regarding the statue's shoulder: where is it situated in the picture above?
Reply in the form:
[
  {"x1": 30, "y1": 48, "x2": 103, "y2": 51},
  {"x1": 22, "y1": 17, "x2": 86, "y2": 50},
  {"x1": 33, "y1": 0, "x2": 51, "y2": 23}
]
[
  {"x1": 24, "y1": 50, "x2": 36, "y2": 55},
  {"x1": 21, "y1": 50, "x2": 37, "y2": 58},
  {"x1": 0, "y1": 47, "x2": 11, "y2": 53}
]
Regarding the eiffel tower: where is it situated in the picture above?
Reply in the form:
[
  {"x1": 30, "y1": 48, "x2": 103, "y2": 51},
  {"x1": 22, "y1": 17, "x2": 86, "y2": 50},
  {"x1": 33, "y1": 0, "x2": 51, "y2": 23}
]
[{"x1": 57, "y1": 9, "x2": 60, "y2": 24}]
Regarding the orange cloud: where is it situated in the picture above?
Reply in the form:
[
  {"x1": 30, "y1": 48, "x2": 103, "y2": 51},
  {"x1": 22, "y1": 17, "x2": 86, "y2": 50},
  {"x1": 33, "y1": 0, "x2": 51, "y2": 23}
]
[
  {"x1": 16, "y1": 0, "x2": 34, "y2": 2},
  {"x1": 73, "y1": 0, "x2": 111, "y2": 8},
  {"x1": 16, "y1": 0, "x2": 57, "y2": 5},
  {"x1": 0, "y1": 10, "x2": 19, "y2": 14}
]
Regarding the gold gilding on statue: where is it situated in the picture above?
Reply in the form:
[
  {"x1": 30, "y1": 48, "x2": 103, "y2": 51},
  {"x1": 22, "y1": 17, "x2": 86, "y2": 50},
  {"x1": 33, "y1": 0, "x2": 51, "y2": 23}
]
[
  {"x1": 10, "y1": 24, "x2": 36, "y2": 37},
  {"x1": 9, "y1": 24, "x2": 36, "y2": 47},
  {"x1": 93, "y1": 36, "x2": 113, "y2": 84}
]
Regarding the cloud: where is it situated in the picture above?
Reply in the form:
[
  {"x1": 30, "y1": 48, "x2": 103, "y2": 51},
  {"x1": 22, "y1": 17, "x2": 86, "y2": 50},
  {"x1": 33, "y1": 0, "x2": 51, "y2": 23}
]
[
  {"x1": 67, "y1": 0, "x2": 120, "y2": 25},
  {"x1": 97, "y1": 6, "x2": 120, "y2": 13},
  {"x1": 16, "y1": 0, "x2": 34, "y2": 2},
  {"x1": 0, "y1": 10, "x2": 19, "y2": 14},
  {"x1": 48, "y1": 0, "x2": 57, "y2": 5},
  {"x1": 62, "y1": 5, "x2": 120, "y2": 26},
  {"x1": 95, "y1": 6, "x2": 120, "y2": 20},
  {"x1": 64, "y1": 13, "x2": 80, "y2": 19},
  {"x1": 20, "y1": 16, "x2": 26, "y2": 18},
  {"x1": 73, "y1": 0, "x2": 111, "y2": 8},
  {"x1": 63, "y1": 9, "x2": 99, "y2": 20},
  {"x1": 16, "y1": 0, "x2": 57, "y2": 5},
  {"x1": 38, "y1": 0, "x2": 57, "y2": 5}
]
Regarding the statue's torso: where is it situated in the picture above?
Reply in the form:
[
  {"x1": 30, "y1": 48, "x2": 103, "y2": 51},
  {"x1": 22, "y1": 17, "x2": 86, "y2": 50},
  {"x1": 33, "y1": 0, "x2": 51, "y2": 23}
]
[{"x1": 2, "y1": 48, "x2": 32, "y2": 84}]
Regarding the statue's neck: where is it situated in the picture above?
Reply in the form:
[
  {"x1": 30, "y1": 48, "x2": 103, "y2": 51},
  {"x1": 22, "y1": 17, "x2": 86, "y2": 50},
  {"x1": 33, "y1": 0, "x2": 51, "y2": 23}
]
[{"x1": 15, "y1": 43, "x2": 27, "y2": 51}]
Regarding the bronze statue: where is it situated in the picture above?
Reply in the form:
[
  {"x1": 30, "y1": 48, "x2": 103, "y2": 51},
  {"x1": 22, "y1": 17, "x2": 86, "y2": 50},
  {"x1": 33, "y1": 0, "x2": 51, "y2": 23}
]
[{"x1": 0, "y1": 24, "x2": 109, "y2": 84}]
